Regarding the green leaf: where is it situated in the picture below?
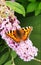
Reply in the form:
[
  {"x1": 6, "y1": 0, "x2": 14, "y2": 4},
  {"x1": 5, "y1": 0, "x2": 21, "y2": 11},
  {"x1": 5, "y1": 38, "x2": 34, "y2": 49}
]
[
  {"x1": 35, "y1": 3, "x2": 41, "y2": 16},
  {"x1": 0, "y1": 37, "x2": 5, "y2": 45},
  {"x1": 35, "y1": 9, "x2": 40, "y2": 16},
  {"x1": 27, "y1": 3, "x2": 37, "y2": 13},
  {"x1": 4, "y1": 60, "x2": 11, "y2": 65},
  {"x1": 16, "y1": 0, "x2": 24, "y2": 3},
  {"x1": 0, "y1": 45, "x2": 7, "y2": 52},
  {"x1": 4, "y1": 50, "x2": 17, "y2": 65},
  {"x1": 39, "y1": 2, "x2": 41, "y2": 10},
  {"x1": 0, "y1": 38, "x2": 8, "y2": 53},
  {"x1": 6, "y1": 1, "x2": 25, "y2": 16},
  {"x1": 11, "y1": 50, "x2": 17, "y2": 59},
  {"x1": 0, "y1": 49, "x2": 9, "y2": 65},
  {"x1": 28, "y1": 0, "x2": 36, "y2": 2}
]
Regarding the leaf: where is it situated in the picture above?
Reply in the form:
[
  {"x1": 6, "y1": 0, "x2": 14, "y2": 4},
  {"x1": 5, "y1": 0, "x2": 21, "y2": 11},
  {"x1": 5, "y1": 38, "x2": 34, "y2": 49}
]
[
  {"x1": 27, "y1": 3, "x2": 37, "y2": 13},
  {"x1": 0, "y1": 37, "x2": 8, "y2": 53},
  {"x1": 0, "y1": 37, "x2": 5, "y2": 45},
  {"x1": 4, "y1": 50, "x2": 17, "y2": 65},
  {"x1": 35, "y1": 3, "x2": 41, "y2": 16},
  {"x1": 39, "y1": 2, "x2": 41, "y2": 10},
  {"x1": 28, "y1": 0, "x2": 36, "y2": 2},
  {"x1": 16, "y1": 0, "x2": 24, "y2": 3},
  {"x1": 6, "y1": 1, "x2": 25, "y2": 16},
  {"x1": 11, "y1": 50, "x2": 17, "y2": 59},
  {"x1": 0, "y1": 45, "x2": 6, "y2": 52},
  {"x1": 35, "y1": 9, "x2": 40, "y2": 16},
  {"x1": 0, "y1": 49, "x2": 9, "y2": 65},
  {"x1": 4, "y1": 60, "x2": 11, "y2": 65}
]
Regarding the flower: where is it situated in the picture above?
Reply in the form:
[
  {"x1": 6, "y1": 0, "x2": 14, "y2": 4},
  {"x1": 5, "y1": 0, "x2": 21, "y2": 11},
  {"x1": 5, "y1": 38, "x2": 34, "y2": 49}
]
[
  {"x1": 0, "y1": 16, "x2": 38, "y2": 61},
  {"x1": 15, "y1": 39, "x2": 38, "y2": 61},
  {"x1": 0, "y1": 1, "x2": 38, "y2": 62}
]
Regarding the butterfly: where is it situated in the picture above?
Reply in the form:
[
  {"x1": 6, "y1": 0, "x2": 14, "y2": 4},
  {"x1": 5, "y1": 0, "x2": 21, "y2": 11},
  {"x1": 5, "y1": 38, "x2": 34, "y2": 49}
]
[{"x1": 6, "y1": 26, "x2": 33, "y2": 43}]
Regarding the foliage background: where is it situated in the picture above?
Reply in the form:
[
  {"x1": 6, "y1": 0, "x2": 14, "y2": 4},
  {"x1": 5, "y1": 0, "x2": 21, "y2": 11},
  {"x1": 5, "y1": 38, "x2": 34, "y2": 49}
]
[{"x1": 0, "y1": 0, "x2": 41, "y2": 65}]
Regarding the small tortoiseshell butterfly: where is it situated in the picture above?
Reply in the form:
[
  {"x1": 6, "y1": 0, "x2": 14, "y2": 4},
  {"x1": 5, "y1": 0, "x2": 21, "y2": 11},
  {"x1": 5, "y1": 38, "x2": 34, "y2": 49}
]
[{"x1": 6, "y1": 26, "x2": 33, "y2": 43}]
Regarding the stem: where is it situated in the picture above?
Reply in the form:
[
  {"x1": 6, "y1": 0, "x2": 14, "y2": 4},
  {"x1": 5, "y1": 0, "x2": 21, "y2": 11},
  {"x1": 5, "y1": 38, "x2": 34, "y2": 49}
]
[
  {"x1": 9, "y1": 48, "x2": 15, "y2": 65},
  {"x1": 34, "y1": 58, "x2": 41, "y2": 63},
  {"x1": 12, "y1": 57, "x2": 15, "y2": 65}
]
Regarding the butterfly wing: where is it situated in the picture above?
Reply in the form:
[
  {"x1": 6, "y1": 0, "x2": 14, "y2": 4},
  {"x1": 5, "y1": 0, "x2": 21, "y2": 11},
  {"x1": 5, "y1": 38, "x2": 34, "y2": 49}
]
[
  {"x1": 21, "y1": 26, "x2": 33, "y2": 41},
  {"x1": 6, "y1": 30, "x2": 21, "y2": 43}
]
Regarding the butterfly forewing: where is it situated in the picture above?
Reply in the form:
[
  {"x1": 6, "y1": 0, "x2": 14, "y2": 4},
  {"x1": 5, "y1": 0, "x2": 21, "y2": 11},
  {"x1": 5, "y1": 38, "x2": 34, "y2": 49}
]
[
  {"x1": 22, "y1": 26, "x2": 32, "y2": 41},
  {"x1": 6, "y1": 30, "x2": 21, "y2": 42}
]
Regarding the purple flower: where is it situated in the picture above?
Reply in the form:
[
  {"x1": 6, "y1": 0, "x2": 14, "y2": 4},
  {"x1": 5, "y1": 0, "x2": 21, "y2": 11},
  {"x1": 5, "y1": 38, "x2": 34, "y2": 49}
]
[{"x1": 0, "y1": 16, "x2": 38, "y2": 61}]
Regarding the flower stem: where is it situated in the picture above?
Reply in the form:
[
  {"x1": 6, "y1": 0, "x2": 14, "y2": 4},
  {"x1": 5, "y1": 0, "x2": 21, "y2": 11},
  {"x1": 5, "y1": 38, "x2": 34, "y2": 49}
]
[
  {"x1": 9, "y1": 48, "x2": 15, "y2": 65},
  {"x1": 34, "y1": 58, "x2": 41, "y2": 62},
  {"x1": 12, "y1": 57, "x2": 15, "y2": 65}
]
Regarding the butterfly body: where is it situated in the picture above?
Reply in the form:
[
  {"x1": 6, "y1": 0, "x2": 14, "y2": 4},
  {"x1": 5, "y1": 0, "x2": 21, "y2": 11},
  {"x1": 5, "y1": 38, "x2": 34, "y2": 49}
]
[{"x1": 6, "y1": 26, "x2": 33, "y2": 43}]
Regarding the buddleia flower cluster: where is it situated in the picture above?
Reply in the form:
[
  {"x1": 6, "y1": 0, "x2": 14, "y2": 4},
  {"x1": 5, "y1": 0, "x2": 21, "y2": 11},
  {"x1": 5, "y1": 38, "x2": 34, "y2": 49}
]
[{"x1": 0, "y1": 0, "x2": 38, "y2": 61}]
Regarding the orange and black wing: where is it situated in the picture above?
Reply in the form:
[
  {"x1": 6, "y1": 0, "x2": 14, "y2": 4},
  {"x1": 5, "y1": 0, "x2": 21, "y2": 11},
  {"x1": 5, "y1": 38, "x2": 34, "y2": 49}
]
[
  {"x1": 21, "y1": 26, "x2": 33, "y2": 41},
  {"x1": 6, "y1": 26, "x2": 33, "y2": 43},
  {"x1": 6, "y1": 30, "x2": 21, "y2": 43}
]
